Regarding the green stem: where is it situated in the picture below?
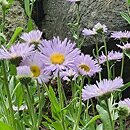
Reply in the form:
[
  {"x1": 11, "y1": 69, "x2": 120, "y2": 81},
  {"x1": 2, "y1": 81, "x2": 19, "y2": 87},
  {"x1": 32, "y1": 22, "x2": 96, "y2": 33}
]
[
  {"x1": 37, "y1": 81, "x2": 45, "y2": 128},
  {"x1": 95, "y1": 36, "x2": 101, "y2": 81},
  {"x1": 102, "y1": 34, "x2": 110, "y2": 79},
  {"x1": 120, "y1": 50, "x2": 125, "y2": 77},
  {"x1": 105, "y1": 99, "x2": 114, "y2": 130},
  {"x1": 2, "y1": 61, "x2": 16, "y2": 129},
  {"x1": 24, "y1": 84, "x2": 37, "y2": 130},
  {"x1": 119, "y1": 117, "x2": 124, "y2": 130},
  {"x1": 57, "y1": 75, "x2": 66, "y2": 130},
  {"x1": 73, "y1": 76, "x2": 84, "y2": 130}
]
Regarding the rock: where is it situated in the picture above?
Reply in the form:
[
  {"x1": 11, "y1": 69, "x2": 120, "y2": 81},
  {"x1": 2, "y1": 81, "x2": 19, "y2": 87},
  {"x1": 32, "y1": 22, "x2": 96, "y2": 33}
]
[
  {"x1": 0, "y1": 1, "x2": 27, "y2": 40},
  {"x1": 42, "y1": 0, "x2": 129, "y2": 40}
]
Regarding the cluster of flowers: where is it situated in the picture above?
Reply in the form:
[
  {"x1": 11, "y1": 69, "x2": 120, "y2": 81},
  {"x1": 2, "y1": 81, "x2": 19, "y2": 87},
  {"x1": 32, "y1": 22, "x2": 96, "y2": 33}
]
[
  {"x1": 82, "y1": 23, "x2": 130, "y2": 113},
  {"x1": 1, "y1": 22, "x2": 130, "y2": 113},
  {"x1": 0, "y1": 30, "x2": 101, "y2": 84}
]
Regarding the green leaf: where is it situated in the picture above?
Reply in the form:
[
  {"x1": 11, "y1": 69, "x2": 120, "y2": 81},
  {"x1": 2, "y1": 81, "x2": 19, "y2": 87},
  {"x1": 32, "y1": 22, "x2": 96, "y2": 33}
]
[
  {"x1": 24, "y1": 0, "x2": 31, "y2": 17},
  {"x1": 82, "y1": 115, "x2": 100, "y2": 130},
  {"x1": 7, "y1": 27, "x2": 23, "y2": 48},
  {"x1": 48, "y1": 86, "x2": 60, "y2": 114},
  {"x1": 9, "y1": 64, "x2": 16, "y2": 75},
  {"x1": 52, "y1": 121, "x2": 63, "y2": 130},
  {"x1": 126, "y1": 0, "x2": 130, "y2": 4},
  {"x1": 15, "y1": 83, "x2": 23, "y2": 108},
  {"x1": 7, "y1": 0, "x2": 14, "y2": 4},
  {"x1": 61, "y1": 97, "x2": 79, "y2": 111},
  {"x1": 120, "y1": 81, "x2": 130, "y2": 91},
  {"x1": 96, "y1": 105, "x2": 112, "y2": 130},
  {"x1": 0, "y1": 121, "x2": 14, "y2": 130},
  {"x1": 120, "y1": 12, "x2": 130, "y2": 24},
  {"x1": 27, "y1": 19, "x2": 33, "y2": 32},
  {"x1": 96, "y1": 124, "x2": 103, "y2": 130},
  {"x1": 0, "y1": 33, "x2": 6, "y2": 43}
]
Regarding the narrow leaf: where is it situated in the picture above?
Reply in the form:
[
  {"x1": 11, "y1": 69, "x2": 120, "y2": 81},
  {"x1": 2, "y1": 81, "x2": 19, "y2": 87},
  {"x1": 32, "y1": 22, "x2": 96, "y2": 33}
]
[{"x1": 7, "y1": 27, "x2": 23, "y2": 48}]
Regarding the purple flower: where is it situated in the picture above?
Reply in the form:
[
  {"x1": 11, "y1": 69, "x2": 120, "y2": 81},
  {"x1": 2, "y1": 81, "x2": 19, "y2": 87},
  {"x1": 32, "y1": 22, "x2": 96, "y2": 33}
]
[
  {"x1": 99, "y1": 51, "x2": 123, "y2": 64},
  {"x1": 118, "y1": 98, "x2": 130, "y2": 109},
  {"x1": 20, "y1": 53, "x2": 50, "y2": 83},
  {"x1": 66, "y1": 0, "x2": 80, "y2": 2},
  {"x1": 82, "y1": 77, "x2": 123, "y2": 101},
  {"x1": 82, "y1": 23, "x2": 107, "y2": 36},
  {"x1": 60, "y1": 69, "x2": 78, "y2": 81},
  {"x1": 0, "y1": 43, "x2": 35, "y2": 65},
  {"x1": 38, "y1": 37, "x2": 80, "y2": 76},
  {"x1": 20, "y1": 30, "x2": 42, "y2": 44},
  {"x1": 17, "y1": 66, "x2": 32, "y2": 78},
  {"x1": 116, "y1": 43, "x2": 130, "y2": 50},
  {"x1": 75, "y1": 53, "x2": 101, "y2": 77},
  {"x1": 111, "y1": 31, "x2": 130, "y2": 41},
  {"x1": 82, "y1": 28, "x2": 97, "y2": 36}
]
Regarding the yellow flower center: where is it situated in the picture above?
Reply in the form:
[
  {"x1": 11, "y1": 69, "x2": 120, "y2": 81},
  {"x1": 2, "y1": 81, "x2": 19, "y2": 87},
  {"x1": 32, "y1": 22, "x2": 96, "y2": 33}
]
[
  {"x1": 30, "y1": 65, "x2": 41, "y2": 77},
  {"x1": 79, "y1": 64, "x2": 90, "y2": 72},
  {"x1": 50, "y1": 53, "x2": 65, "y2": 65}
]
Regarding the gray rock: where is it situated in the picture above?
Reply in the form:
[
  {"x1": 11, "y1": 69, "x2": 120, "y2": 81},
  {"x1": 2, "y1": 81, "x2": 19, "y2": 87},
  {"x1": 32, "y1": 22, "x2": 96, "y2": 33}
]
[
  {"x1": 0, "y1": 1, "x2": 27, "y2": 40},
  {"x1": 43, "y1": 0, "x2": 128, "y2": 40}
]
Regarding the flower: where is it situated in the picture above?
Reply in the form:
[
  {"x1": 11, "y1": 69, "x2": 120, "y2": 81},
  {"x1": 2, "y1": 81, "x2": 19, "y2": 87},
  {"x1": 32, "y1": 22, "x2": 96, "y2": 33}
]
[
  {"x1": 0, "y1": 43, "x2": 35, "y2": 65},
  {"x1": 20, "y1": 53, "x2": 50, "y2": 83},
  {"x1": 38, "y1": 37, "x2": 80, "y2": 76},
  {"x1": 82, "y1": 23, "x2": 107, "y2": 37},
  {"x1": 118, "y1": 98, "x2": 130, "y2": 117},
  {"x1": 75, "y1": 53, "x2": 101, "y2": 77},
  {"x1": 66, "y1": 0, "x2": 80, "y2": 2},
  {"x1": 99, "y1": 51, "x2": 123, "y2": 64},
  {"x1": 93, "y1": 23, "x2": 107, "y2": 33},
  {"x1": 82, "y1": 77, "x2": 123, "y2": 101},
  {"x1": 82, "y1": 28, "x2": 97, "y2": 36},
  {"x1": 111, "y1": 31, "x2": 130, "y2": 41},
  {"x1": 116, "y1": 43, "x2": 130, "y2": 50},
  {"x1": 118, "y1": 98, "x2": 130, "y2": 109},
  {"x1": 20, "y1": 30, "x2": 42, "y2": 45},
  {"x1": 60, "y1": 69, "x2": 78, "y2": 81}
]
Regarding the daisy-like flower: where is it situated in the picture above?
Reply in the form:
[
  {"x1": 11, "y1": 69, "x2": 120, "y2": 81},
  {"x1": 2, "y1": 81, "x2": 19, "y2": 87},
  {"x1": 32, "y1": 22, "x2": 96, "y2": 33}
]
[
  {"x1": 60, "y1": 69, "x2": 78, "y2": 81},
  {"x1": 20, "y1": 30, "x2": 42, "y2": 45},
  {"x1": 116, "y1": 43, "x2": 130, "y2": 50},
  {"x1": 119, "y1": 98, "x2": 130, "y2": 109},
  {"x1": 82, "y1": 77, "x2": 123, "y2": 101},
  {"x1": 75, "y1": 53, "x2": 101, "y2": 77},
  {"x1": 93, "y1": 22, "x2": 108, "y2": 33},
  {"x1": 82, "y1": 23, "x2": 107, "y2": 37},
  {"x1": 82, "y1": 28, "x2": 97, "y2": 36},
  {"x1": 111, "y1": 31, "x2": 130, "y2": 41},
  {"x1": 99, "y1": 51, "x2": 123, "y2": 64},
  {"x1": 0, "y1": 43, "x2": 35, "y2": 66},
  {"x1": 118, "y1": 98, "x2": 130, "y2": 117},
  {"x1": 38, "y1": 37, "x2": 80, "y2": 76},
  {"x1": 20, "y1": 53, "x2": 50, "y2": 84}
]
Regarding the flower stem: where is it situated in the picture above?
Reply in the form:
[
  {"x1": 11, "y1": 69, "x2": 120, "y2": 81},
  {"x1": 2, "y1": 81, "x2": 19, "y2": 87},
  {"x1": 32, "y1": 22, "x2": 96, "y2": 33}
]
[
  {"x1": 102, "y1": 34, "x2": 110, "y2": 79},
  {"x1": 57, "y1": 75, "x2": 66, "y2": 130},
  {"x1": 24, "y1": 84, "x2": 37, "y2": 130},
  {"x1": 95, "y1": 36, "x2": 102, "y2": 81},
  {"x1": 119, "y1": 117, "x2": 124, "y2": 130},
  {"x1": 37, "y1": 81, "x2": 45, "y2": 128},
  {"x1": 73, "y1": 76, "x2": 84, "y2": 130},
  {"x1": 120, "y1": 50, "x2": 125, "y2": 77},
  {"x1": 2, "y1": 61, "x2": 16, "y2": 129},
  {"x1": 105, "y1": 99, "x2": 114, "y2": 130}
]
